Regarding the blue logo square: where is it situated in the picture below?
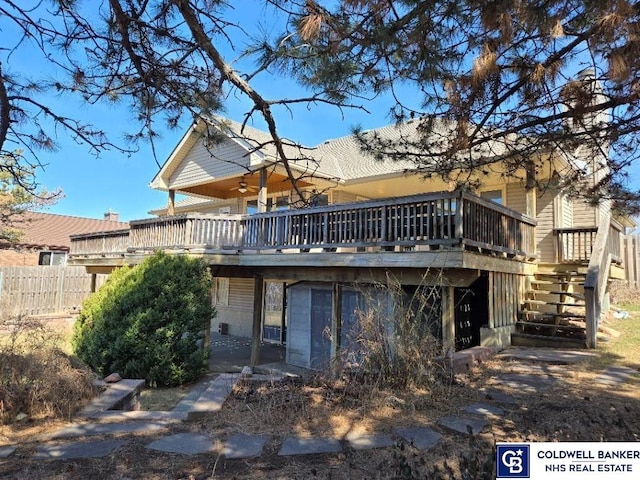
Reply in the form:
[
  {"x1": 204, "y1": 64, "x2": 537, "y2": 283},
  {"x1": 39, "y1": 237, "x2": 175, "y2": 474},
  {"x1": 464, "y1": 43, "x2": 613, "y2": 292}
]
[{"x1": 496, "y1": 444, "x2": 530, "y2": 478}]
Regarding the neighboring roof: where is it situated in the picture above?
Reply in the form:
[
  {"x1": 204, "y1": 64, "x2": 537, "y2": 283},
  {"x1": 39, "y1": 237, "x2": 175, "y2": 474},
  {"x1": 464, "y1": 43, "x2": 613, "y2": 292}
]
[{"x1": 2, "y1": 212, "x2": 129, "y2": 250}]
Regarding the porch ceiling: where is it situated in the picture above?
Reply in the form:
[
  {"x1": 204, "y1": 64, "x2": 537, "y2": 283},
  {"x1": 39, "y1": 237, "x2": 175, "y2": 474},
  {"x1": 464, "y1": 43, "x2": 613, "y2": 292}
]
[{"x1": 180, "y1": 171, "x2": 314, "y2": 199}]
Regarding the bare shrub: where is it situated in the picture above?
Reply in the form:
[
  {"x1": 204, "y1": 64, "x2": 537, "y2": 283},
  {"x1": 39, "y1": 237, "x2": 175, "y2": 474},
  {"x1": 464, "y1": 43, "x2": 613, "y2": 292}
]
[
  {"x1": 609, "y1": 280, "x2": 640, "y2": 306},
  {"x1": 0, "y1": 307, "x2": 96, "y2": 424},
  {"x1": 335, "y1": 273, "x2": 450, "y2": 390}
]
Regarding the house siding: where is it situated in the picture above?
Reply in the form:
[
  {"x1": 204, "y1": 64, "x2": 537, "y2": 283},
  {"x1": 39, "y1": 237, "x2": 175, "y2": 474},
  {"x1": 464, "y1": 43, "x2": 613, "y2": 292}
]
[
  {"x1": 536, "y1": 188, "x2": 556, "y2": 263},
  {"x1": 332, "y1": 190, "x2": 359, "y2": 205},
  {"x1": 169, "y1": 138, "x2": 255, "y2": 189},
  {"x1": 561, "y1": 194, "x2": 573, "y2": 228},
  {"x1": 505, "y1": 183, "x2": 527, "y2": 214},
  {"x1": 213, "y1": 277, "x2": 254, "y2": 338},
  {"x1": 573, "y1": 198, "x2": 596, "y2": 227}
]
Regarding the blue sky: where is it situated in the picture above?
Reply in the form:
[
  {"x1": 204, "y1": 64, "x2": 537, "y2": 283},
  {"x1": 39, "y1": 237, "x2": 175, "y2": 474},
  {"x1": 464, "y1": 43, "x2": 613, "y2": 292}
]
[
  {"x1": 6, "y1": 1, "x2": 640, "y2": 222},
  {"x1": 33, "y1": 79, "x2": 397, "y2": 222}
]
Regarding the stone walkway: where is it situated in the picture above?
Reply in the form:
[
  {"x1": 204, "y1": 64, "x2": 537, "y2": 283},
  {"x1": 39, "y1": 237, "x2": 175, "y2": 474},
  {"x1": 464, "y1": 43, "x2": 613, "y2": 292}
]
[{"x1": 1, "y1": 348, "x2": 637, "y2": 462}]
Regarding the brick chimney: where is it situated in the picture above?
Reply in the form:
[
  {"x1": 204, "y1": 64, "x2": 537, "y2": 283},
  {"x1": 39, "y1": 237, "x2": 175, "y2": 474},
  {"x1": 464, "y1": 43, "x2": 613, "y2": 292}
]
[{"x1": 104, "y1": 210, "x2": 119, "y2": 222}]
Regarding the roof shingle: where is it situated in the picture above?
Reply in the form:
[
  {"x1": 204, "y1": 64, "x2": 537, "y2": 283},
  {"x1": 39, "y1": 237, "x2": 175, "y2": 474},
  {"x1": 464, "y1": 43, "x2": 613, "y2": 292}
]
[{"x1": 4, "y1": 212, "x2": 129, "y2": 250}]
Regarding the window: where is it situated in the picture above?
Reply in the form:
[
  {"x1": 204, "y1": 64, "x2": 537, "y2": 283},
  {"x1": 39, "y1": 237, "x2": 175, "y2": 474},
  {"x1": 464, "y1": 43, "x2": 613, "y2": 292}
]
[
  {"x1": 246, "y1": 195, "x2": 290, "y2": 214},
  {"x1": 38, "y1": 251, "x2": 67, "y2": 266},
  {"x1": 480, "y1": 189, "x2": 504, "y2": 205},
  {"x1": 310, "y1": 194, "x2": 329, "y2": 207}
]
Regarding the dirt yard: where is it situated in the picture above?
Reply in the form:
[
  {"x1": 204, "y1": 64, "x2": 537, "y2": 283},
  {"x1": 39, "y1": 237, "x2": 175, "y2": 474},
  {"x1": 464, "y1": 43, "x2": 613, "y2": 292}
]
[{"x1": 1, "y1": 311, "x2": 640, "y2": 479}]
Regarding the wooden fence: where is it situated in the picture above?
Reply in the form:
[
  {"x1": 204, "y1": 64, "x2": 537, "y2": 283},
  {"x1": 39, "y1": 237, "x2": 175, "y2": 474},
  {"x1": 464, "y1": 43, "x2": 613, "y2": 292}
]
[
  {"x1": 622, "y1": 234, "x2": 640, "y2": 289},
  {"x1": 0, "y1": 266, "x2": 107, "y2": 316}
]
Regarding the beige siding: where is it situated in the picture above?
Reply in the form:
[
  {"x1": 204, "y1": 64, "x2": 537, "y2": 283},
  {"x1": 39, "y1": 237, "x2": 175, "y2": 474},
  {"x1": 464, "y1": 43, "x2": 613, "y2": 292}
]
[
  {"x1": 593, "y1": 149, "x2": 611, "y2": 224},
  {"x1": 536, "y1": 188, "x2": 556, "y2": 263},
  {"x1": 561, "y1": 194, "x2": 573, "y2": 228},
  {"x1": 332, "y1": 190, "x2": 360, "y2": 204},
  {"x1": 213, "y1": 277, "x2": 254, "y2": 338},
  {"x1": 169, "y1": 138, "x2": 254, "y2": 189},
  {"x1": 187, "y1": 199, "x2": 243, "y2": 215},
  {"x1": 505, "y1": 183, "x2": 527, "y2": 215},
  {"x1": 572, "y1": 198, "x2": 596, "y2": 227}
]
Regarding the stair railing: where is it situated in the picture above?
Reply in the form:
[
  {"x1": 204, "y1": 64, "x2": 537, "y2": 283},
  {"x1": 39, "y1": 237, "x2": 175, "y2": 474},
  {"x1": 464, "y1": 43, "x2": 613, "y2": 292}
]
[{"x1": 584, "y1": 212, "x2": 613, "y2": 348}]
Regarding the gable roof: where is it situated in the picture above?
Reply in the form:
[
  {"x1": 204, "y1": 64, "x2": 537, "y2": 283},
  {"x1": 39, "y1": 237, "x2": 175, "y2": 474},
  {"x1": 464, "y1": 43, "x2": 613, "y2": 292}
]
[
  {"x1": 150, "y1": 117, "x2": 346, "y2": 191},
  {"x1": 153, "y1": 115, "x2": 522, "y2": 191},
  {"x1": 3, "y1": 212, "x2": 129, "y2": 251}
]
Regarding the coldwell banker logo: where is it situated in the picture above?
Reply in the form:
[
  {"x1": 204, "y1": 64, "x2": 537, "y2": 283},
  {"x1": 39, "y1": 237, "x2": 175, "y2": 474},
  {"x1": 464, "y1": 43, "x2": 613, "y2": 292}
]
[{"x1": 497, "y1": 444, "x2": 530, "y2": 478}]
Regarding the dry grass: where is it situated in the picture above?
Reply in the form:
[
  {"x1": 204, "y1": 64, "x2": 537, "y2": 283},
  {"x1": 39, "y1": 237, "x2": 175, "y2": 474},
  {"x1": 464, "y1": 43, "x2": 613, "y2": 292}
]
[
  {"x1": 597, "y1": 304, "x2": 640, "y2": 368},
  {"x1": 1, "y1": 290, "x2": 639, "y2": 478},
  {"x1": 139, "y1": 386, "x2": 190, "y2": 411},
  {"x1": 219, "y1": 374, "x2": 472, "y2": 439},
  {"x1": 0, "y1": 311, "x2": 96, "y2": 425}
]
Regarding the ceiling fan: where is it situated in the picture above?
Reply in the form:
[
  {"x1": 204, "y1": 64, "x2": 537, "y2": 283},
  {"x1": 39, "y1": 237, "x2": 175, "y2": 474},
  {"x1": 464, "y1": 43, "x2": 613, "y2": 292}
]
[{"x1": 229, "y1": 177, "x2": 258, "y2": 194}]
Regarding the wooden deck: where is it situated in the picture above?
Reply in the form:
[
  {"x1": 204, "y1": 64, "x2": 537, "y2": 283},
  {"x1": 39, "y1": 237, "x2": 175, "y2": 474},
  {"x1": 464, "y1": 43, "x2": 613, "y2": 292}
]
[{"x1": 70, "y1": 191, "x2": 537, "y2": 267}]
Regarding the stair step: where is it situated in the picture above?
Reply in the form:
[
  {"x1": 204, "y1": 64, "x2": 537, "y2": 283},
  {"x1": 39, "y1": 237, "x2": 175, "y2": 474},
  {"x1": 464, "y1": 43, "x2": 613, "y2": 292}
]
[
  {"x1": 511, "y1": 332, "x2": 587, "y2": 349},
  {"x1": 524, "y1": 300, "x2": 585, "y2": 308},
  {"x1": 535, "y1": 271, "x2": 584, "y2": 277},
  {"x1": 516, "y1": 321, "x2": 586, "y2": 333},
  {"x1": 520, "y1": 310, "x2": 586, "y2": 320},
  {"x1": 531, "y1": 280, "x2": 584, "y2": 286},
  {"x1": 526, "y1": 290, "x2": 585, "y2": 300}
]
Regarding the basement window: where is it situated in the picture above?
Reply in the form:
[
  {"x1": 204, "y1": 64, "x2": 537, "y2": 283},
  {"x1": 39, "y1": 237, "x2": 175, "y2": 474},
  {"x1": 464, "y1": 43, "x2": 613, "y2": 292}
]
[{"x1": 38, "y1": 251, "x2": 67, "y2": 266}]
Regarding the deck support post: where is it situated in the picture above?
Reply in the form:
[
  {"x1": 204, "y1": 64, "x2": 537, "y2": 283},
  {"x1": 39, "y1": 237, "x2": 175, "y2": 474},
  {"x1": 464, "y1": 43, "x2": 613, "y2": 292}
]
[
  {"x1": 487, "y1": 272, "x2": 495, "y2": 329},
  {"x1": 257, "y1": 168, "x2": 268, "y2": 213},
  {"x1": 167, "y1": 189, "x2": 176, "y2": 216},
  {"x1": 330, "y1": 283, "x2": 343, "y2": 363},
  {"x1": 250, "y1": 275, "x2": 265, "y2": 366},
  {"x1": 525, "y1": 162, "x2": 537, "y2": 255},
  {"x1": 442, "y1": 286, "x2": 455, "y2": 356}
]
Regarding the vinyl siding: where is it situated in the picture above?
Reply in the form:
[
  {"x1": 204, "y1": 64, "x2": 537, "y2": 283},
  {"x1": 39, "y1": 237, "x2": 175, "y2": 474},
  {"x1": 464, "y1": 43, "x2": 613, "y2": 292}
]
[
  {"x1": 213, "y1": 277, "x2": 254, "y2": 338},
  {"x1": 180, "y1": 199, "x2": 243, "y2": 215},
  {"x1": 332, "y1": 190, "x2": 359, "y2": 204},
  {"x1": 536, "y1": 188, "x2": 556, "y2": 263},
  {"x1": 505, "y1": 183, "x2": 527, "y2": 215},
  {"x1": 169, "y1": 138, "x2": 255, "y2": 189},
  {"x1": 572, "y1": 199, "x2": 596, "y2": 227},
  {"x1": 561, "y1": 194, "x2": 573, "y2": 228}
]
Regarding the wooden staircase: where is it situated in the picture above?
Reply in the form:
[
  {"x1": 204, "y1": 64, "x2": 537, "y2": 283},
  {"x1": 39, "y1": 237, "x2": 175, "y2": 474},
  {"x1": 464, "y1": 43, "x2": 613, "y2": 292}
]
[{"x1": 513, "y1": 267, "x2": 589, "y2": 348}]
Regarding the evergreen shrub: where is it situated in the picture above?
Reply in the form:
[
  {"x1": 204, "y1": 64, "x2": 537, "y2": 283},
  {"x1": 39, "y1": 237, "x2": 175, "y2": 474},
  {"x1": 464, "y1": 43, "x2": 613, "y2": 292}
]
[{"x1": 73, "y1": 252, "x2": 214, "y2": 387}]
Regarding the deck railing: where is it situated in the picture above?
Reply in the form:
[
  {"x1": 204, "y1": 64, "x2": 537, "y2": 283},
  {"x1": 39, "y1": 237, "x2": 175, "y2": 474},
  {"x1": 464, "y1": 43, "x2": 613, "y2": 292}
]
[
  {"x1": 128, "y1": 214, "x2": 244, "y2": 252},
  {"x1": 554, "y1": 219, "x2": 623, "y2": 264},
  {"x1": 70, "y1": 191, "x2": 537, "y2": 259},
  {"x1": 70, "y1": 229, "x2": 131, "y2": 256},
  {"x1": 242, "y1": 191, "x2": 536, "y2": 255},
  {"x1": 460, "y1": 194, "x2": 535, "y2": 256},
  {"x1": 554, "y1": 227, "x2": 597, "y2": 263}
]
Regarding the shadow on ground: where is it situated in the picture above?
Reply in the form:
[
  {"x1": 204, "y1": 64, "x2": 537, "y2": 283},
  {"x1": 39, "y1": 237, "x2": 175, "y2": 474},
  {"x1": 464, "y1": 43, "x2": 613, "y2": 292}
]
[{"x1": 208, "y1": 333, "x2": 286, "y2": 373}]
